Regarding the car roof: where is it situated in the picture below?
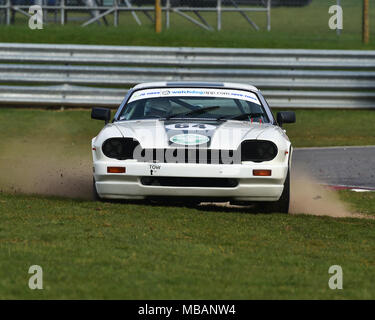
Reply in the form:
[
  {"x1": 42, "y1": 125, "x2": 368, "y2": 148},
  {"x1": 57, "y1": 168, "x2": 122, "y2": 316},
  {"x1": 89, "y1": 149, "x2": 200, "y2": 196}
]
[{"x1": 132, "y1": 81, "x2": 259, "y2": 92}]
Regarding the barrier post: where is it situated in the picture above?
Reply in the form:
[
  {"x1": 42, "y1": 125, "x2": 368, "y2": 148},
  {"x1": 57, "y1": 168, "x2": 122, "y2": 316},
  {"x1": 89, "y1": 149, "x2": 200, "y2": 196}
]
[
  {"x1": 114, "y1": 0, "x2": 118, "y2": 26},
  {"x1": 166, "y1": 0, "x2": 170, "y2": 29},
  {"x1": 6, "y1": 0, "x2": 10, "y2": 25},
  {"x1": 60, "y1": 0, "x2": 65, "y2": 25},
  {"x1": 267, "y1": 0, "x2": 271, "y2": 31},
  {"x1": 217, "y1": 0, "x2": 221, "y2": 31},
  {"x1": 155, "y1": 0, "x2": 162, "y2": 33},
  {"x1": 363, "y1": 0, "x2": 369, "y2": 44}
]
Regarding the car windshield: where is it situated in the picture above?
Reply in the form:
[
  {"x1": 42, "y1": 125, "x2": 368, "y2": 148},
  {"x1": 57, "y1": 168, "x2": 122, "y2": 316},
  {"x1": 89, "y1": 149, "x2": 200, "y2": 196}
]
[{"x1": 118, "y1": 88, "x2": 270, "y2": 123}]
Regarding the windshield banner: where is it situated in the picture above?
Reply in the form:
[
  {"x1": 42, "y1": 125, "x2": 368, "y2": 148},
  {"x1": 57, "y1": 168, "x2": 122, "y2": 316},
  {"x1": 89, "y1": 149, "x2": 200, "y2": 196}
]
[{"x1": 128, "y1": 88, "x2": 261, "y2": 105}]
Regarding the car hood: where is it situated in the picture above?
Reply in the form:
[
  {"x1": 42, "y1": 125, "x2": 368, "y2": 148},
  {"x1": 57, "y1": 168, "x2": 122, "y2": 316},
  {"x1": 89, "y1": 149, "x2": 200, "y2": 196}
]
[{"x1": 113, "y1": 119, "x2": 280, "y2": 149}]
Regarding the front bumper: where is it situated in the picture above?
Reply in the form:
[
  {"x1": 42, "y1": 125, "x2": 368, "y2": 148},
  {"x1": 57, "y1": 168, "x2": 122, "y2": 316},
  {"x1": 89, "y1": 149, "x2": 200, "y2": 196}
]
[{"x1": 94, "y1": 161, "x2": 288, "y2": 202}]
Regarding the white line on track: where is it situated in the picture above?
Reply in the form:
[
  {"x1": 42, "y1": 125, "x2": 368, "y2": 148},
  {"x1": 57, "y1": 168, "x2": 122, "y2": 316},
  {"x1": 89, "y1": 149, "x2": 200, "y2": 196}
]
[
  {"x1": 295, "y1": 145, "x2": 375, "y2": 151},
  {"x1": 324, "y1": 184, "x2": 375, "y2": 192}
]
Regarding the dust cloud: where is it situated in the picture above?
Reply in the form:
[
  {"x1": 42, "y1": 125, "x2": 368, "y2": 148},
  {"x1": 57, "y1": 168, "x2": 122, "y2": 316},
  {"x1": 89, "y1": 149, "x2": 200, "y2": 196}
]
[
  {"x1": 0, "y1": 137, "x2": 366, "y2": 219},
  {"x1": 290, "y1": 167, "x2": 373, "y2": 219},
  {"x1": 290, "y1": 168, "x2": 355, "y2": 218},
  {"x1": 0, "y1": 139, "x2": 92, "y2": 199}
]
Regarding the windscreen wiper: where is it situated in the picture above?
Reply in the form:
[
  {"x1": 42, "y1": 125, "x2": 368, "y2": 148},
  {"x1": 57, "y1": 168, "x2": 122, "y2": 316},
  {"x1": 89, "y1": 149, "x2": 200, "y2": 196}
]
[
  {"x1": 217, "y1": 112, "x2": 264, "y2": 121},
  {"x1": 166, "y1": 106, "x2": 221, "y2": 120}
]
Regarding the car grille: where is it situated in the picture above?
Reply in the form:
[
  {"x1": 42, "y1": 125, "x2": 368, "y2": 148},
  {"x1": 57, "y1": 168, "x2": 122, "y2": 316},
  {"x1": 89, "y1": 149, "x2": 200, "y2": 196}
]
[
  {"x1": 102, "y1": 139, "x2": 278, "y2": 163},
  {"x1": 140, "y1": 177, "x2": 239, "y2": 188},
  {"x1": 136, "y1": 149, "x2": 240, "y2": 165}
]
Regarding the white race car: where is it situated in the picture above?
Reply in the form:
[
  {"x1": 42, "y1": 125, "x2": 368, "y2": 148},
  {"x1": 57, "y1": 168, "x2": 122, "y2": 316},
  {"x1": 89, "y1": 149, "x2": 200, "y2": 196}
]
[{"x1": 91, "y1": 82, "x2": 296, "y2": 213}]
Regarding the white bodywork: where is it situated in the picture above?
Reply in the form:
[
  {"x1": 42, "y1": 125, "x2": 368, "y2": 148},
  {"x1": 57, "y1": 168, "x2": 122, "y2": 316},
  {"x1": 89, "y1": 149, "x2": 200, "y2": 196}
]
[{"x1": 92, "y1": 82, "x2": 292, "y2": 202}]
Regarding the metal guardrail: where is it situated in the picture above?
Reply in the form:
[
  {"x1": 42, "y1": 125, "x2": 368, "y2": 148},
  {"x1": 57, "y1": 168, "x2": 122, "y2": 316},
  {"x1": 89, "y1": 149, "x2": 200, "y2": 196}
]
[
  {"x1": 2, "y1": 64, "x2": 375, "y2": 90},
  {"x1": 2, "y1": 84, "x2": 374, "y2": 109},
  {"x1": 2, "y1": 43, "x2": 375, "y2": 69},
  {"x1": 0, "y1": 43, "x2": 374, "y2": 109}
]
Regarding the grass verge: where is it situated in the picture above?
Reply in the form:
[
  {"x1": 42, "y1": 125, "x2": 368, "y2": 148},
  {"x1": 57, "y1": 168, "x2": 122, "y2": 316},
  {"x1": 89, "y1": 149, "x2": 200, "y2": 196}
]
[
  {"x1": 0, "y1": 190, "x2": 374, "y2": 299},
  {"x1": 0, "y1": 107, "x2": 374, "y2": 299},
  {"x1": 339, "y1": 190, "x2": 375, "y2": 216}
]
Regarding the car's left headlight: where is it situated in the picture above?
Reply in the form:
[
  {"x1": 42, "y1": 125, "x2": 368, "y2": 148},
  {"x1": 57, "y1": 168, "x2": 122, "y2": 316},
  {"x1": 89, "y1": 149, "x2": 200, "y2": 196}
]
[
  {"x1": 102, "y1": 138, "x2": 139, "y2": 160},
  {"x1": 240, "y1": 140, "x2": 278, "y2": 162}
]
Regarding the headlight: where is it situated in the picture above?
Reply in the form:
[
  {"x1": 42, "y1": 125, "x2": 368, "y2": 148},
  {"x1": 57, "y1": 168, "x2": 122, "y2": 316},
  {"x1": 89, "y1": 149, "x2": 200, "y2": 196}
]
[
  {"x1": 102, "y1": 138, "x2": 139, "y2": 160},
  {"x1": 240, "y1": 140, "x2": 278, "y2": 162}
]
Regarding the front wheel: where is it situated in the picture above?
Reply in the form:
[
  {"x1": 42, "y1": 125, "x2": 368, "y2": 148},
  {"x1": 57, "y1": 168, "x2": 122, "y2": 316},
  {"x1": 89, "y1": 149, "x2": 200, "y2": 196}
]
[
  {"x1": 273, "y1": 169, "x2": 290, "y2": 213},
  {"x1": 92, "y1": 178, "x2": 103, "y2": 201},
  {"x1": 258, "y1": 169, "x2": 290, "y2": 214}
]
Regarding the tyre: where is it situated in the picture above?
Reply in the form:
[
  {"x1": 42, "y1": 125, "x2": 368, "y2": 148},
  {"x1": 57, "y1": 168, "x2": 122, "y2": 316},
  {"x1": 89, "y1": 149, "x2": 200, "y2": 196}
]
[
  {"x1": 273, "y1": 168, "x2": 290, "y2": 213},
  {"x1": 92, "y1": 178, "x2": 103, "y2": 201},
  {"x1": 258, "y1": 168, "x2": 290, "y2": 214}
]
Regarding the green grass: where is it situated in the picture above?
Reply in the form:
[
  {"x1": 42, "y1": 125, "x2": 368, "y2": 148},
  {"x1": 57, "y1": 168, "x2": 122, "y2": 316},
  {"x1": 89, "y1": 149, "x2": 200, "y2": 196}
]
[
  {"x1": 282, "y1": 109, "x2": 375, "y2": 147},
  {"x1": 0, "y1": 108, "x2": 374, "y2": 299},
  {"x1": 0, "y1": 190, "x2": 374, "y2": 299},
  {"x1": 339, "y1": 190, "x2": 375, "y2": 216},
  {"x1": 0, "y1": 0, "x2": 374, "y2": 49}
]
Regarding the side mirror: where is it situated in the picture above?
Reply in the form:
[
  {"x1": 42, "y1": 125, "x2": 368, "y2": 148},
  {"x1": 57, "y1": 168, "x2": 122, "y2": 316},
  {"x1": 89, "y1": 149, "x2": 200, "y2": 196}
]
[
  {"x1": 91, "y1": 107, "x2": 111, "y2": 124},
  {"x1": 277, "y1": 111, "x2": 296, "y2": 127}
]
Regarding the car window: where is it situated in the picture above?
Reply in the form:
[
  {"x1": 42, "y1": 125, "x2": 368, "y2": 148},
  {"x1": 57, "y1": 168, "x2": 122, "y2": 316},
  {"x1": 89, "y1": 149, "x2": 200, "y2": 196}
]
[{"x1": 118, "y1": 88, "x2": 269, "y2": 123}]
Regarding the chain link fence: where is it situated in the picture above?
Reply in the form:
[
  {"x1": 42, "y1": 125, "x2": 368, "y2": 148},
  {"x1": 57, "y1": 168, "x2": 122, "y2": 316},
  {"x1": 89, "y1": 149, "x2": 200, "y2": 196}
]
[
  {"x1": 0, "y1": 0, "x2": 372, "y2": 43},
  {"x1": 131, "y1": 1, "x2": 311, "y2": 6}
]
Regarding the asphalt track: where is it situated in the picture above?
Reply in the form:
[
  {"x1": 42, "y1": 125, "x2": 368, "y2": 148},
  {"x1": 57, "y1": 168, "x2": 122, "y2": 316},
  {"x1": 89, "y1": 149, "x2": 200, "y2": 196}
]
[{"x1": 293, "y1": 146, "x2": 375, "y2": 189}]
